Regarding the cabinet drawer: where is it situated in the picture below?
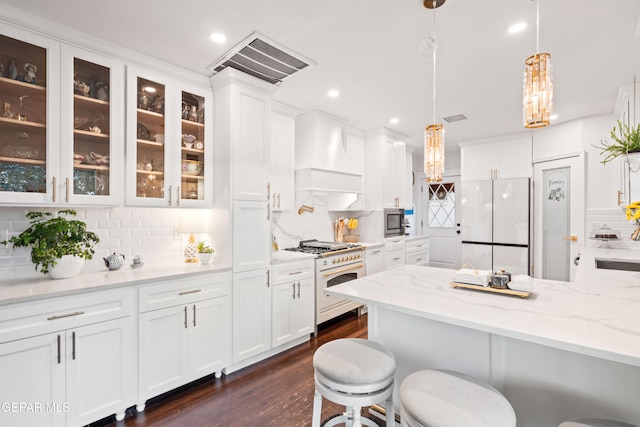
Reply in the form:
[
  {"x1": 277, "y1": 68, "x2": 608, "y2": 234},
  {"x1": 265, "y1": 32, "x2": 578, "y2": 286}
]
[
  {"x1": 139, "y1": 271, "x2": 231, "y2": 313},
  {"x1": 406, "y1": 238, "x2": 430, "y2": 254},
  {"x1": 406, "y1": 250, "x2": 429, "y2": 266},
  {"x1": 384, "y1": 248, "x2": 405, "y2": 269},
  {"x1": 271, "y1": 260, "x2": 314, "y2": 285},
  {"x1": 0, "y1": 288, "x2": 134, "y2": 344}
]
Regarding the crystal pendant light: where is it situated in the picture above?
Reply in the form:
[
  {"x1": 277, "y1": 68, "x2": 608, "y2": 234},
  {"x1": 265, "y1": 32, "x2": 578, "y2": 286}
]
[
  {"x1": 523, "y1": 0, "x2": 552, "y2": 128},
  {"x1": 423, "y1": 0, "x2": 445, "y2": 182}
]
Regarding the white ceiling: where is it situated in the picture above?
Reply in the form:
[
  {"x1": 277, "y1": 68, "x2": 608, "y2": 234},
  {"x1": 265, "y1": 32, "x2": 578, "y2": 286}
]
[{"x1": 3, "y1": 0, "x2": 640, "y2": 151}]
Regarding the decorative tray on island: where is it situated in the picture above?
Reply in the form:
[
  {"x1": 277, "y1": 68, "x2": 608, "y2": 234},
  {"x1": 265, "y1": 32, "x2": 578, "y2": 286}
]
[{"x1": 450, "y1": 266, "x2": 532, "y2": 298}]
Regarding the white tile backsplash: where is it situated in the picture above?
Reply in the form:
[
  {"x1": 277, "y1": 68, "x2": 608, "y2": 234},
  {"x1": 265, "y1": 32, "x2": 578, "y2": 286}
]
[
  {"x1": 0, "y1": 207, "x2": 189, "y2": 280},
  {"x1": 586, "y1": 207, "x2": 640, "y2": 249}
]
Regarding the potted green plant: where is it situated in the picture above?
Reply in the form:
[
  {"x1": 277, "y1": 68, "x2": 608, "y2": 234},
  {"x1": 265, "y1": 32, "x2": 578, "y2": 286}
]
[
  {"x1": 594, "y1": 120, "x2": 640, "y2": 164},
  {"x1": 1, "y1": 209, "x2": 99, "y2": 279},
  {"x1": 196, "y1": 240, "x2": 214, "y2": 265}
]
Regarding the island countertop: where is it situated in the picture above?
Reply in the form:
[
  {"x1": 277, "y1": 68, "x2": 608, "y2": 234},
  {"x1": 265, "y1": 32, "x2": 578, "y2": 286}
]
[{"x1": 325, "y1": 246, "x2": 640, "y2": 367}]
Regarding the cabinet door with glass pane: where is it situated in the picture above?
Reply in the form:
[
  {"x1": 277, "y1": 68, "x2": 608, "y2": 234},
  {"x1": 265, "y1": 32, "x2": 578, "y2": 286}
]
[
  {"x1": 178, "y1": 83, "x2": 212, "y2": 207},
  {"x1": 61, "y1": 46, "x2": 124, "y2": 205},
  {"x1": 126, "y1": 67, "x2": 175, "y2": 206},
  {"x1": 0, "y1": 24, "x2": 60, "y2": 205}
]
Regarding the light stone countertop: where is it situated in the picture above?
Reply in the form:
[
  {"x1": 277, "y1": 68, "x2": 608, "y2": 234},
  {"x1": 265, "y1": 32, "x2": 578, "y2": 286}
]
[
  {"x1": 0, "y1": 261, "x2": 232, "y2": 306},
  {"x1": 325, "y1": 245, "x2": 640, "y2": 367},
  {"x1": 270, "y1": 250, "x2": 316, "y2": 264}
]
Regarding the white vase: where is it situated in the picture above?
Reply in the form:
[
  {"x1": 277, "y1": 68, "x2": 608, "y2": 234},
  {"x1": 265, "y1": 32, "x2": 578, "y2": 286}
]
[
  {"x1": 48, "y1": 255, "x2": 84, "y2": 280},
  {"x1": 197, "y1": 253, "x2": 213, "y2": 265}
]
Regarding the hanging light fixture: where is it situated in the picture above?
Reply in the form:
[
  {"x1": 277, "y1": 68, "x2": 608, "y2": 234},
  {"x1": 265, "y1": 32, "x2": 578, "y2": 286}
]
[
  {"x1": 523, "y1": 0, "x2": 553, "y2": 128},
  {"x1": 423, "y1": 0, "x2": 446, "y2": 183}
]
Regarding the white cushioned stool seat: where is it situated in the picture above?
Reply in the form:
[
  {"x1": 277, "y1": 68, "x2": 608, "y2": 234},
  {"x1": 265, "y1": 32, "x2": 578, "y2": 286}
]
[
  {"x1": 312, "y1": 338, "x2": 396, "y2": 427},
  {"x1": 399, "y1": 370, "x2": 516, "y2": 427},
  {"x1": 559, "y1": 419, "x2": 639, "y2": 427}
]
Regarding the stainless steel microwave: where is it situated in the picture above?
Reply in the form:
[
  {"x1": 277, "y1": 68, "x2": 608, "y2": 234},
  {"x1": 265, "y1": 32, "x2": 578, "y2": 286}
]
[{"x1": 384, "y1": 208, "x2": 405, "y2": 237}]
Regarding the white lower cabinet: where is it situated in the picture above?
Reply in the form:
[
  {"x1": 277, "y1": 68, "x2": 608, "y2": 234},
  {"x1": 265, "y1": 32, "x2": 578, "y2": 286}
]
[
  {"x1": 406, "y1": 237, "x2": 430, "y2": 266},
  {"x1": 271, "y1": 259, "x2": 314, "y2": 348},
  {"x1": 0, "y1": 288, "x2": 135, "y2": 427},
  {"x1": 365, "y1": 246, "x2": 384, "y2": 275},
  {"x1": 384, "y1": 236, "x2": 406, "y2": 269},
  {"x1": 137, "y1": 272, "x2": 231, "y2": 410},
  {"x1": 232, "y1": 268, "x2": 272, "y2": 364}
]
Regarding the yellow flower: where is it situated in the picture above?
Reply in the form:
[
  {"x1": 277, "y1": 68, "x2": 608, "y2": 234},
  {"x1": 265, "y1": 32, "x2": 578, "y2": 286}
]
[
  {"x1": 627, "y1": 209, "x2": 633, "y2": 220},
  {"x1": 635, "y1": 210, "x2": 640, "y2": 220}
]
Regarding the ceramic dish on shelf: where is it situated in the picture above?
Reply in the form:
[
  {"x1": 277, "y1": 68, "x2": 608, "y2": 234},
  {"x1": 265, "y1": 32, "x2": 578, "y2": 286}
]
[
  {"x1": 182, "y1": 160, "x2": 203, "y2": 176},
  {"x1": 137, "y1": 123, "x2": 150, "y2": 141}
]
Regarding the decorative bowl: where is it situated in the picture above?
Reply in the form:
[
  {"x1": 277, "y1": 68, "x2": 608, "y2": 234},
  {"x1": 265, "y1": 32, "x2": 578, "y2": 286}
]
[{"x1": 182, "y1": 160, "x2": 203, "y2": 176}]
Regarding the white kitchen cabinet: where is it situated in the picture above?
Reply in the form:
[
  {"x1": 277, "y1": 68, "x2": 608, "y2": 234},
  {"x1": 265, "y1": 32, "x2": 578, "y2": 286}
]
[
  {"x1": 232, "y1": 267, "x2": 272, "y2": 364},
  {"x1": 0, "y1": 288, "x2": 135, "y2": 426},
  {"x1": 460, "y1": 137, "x2": 532, "y2": 181},
  {"x1": 384, "y1": 236, "x2": 406, "y2": 270},
  {"x1": 406, "y1": 237, "x2": 430, "y2": 266},
  {"x1": 125, "y1": 66, "x2": 213, "y2": 207},
  {"x1": 212, "y1": 68, "x2": 275, "y2": 202},
  {"x1": 365, "y1": 128, "x2": 409, "y2": 210},
  {"x1": 270, "y1": 102, "x2": 299, "y2": 210},
  {"x1": 137, "y1": 272, "x2": 231, "y2": 410},
  {"x1": 232, "y1": 200, "x2": 271, "y2": 272},
  {"x1": 59, "y1": 45, "x2": 124, "y2": 206},
  {"x1": 271, "y1": 259, "x2": 314, "y2": 347},
  {"x1": 365, "y1": 245, "x2": 384, "y2": 276}
]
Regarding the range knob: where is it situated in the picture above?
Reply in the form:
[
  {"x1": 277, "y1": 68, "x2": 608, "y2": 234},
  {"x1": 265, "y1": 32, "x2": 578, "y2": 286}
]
[{"x1": 332, "y1": 259, "x2": 337, "y2": 264}]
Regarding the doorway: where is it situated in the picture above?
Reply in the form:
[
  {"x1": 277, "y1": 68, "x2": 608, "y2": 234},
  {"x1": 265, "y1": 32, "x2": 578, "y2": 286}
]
[
  {"x1": 417, "y1": 173, "x2": 462, "y2": 269},
  {"x1": 533, "y1": 153, "x2": 585, "y2": 281}
]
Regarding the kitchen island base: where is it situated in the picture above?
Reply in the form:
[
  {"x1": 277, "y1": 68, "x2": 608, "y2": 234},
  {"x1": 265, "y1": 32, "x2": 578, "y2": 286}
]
[{"x1": 369, "y1": 306, "x2": 640, "y2": 427}]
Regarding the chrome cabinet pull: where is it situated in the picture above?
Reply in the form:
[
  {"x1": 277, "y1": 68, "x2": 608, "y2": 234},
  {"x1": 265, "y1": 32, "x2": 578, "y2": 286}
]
[
  {"x1": 65, "y1": 177, "x2": 70, "y2": 203},
  {"x1": 57, "y1": 334, "x2": 61, "y2": 364},
  {"x1": 266, "y1": 270, "x2": 270, "y2": 287},
  {"x1": 176, "y1": 186, "x2": 180, "y2": 206},
  {"x1": 292, "y1": 283, "x2": 296, "y2": 299},
  {"x1": 72, "y1": 331, "x2": 76, "y2": 360},
  {"x1": 288, "y1": 271, "x2": 303, "y2": 275},
  {"x1": 272, "y1": 193, "x2": 276, "y2": 207},
  {"x1": 184, "y1": 306, "x2": 188, "y2": 329},
  {"x1": 193, "y1": 305, "x2": 196, "y2": 327},
  {"x1": 52, "y1": 176, "x2": 57, "y2": 203},
  {"x1": 178, "y1": 289, "x2": 201, "y2": 296},
  {"x1": 277, "y1": 193, "x2": 280, "y2": 209},
  {"x1": 168, "y1": 185, "x2": 173, "y2": 206},
  {"x1": 393, "y1": 257, "x2": 401, "y2": 261},
  {"x1": 47, "y1": 311, "x2": 85, "y2": 321},
  {"x1": 296, "y1": 282, "x2": 300, "y2": 299}
]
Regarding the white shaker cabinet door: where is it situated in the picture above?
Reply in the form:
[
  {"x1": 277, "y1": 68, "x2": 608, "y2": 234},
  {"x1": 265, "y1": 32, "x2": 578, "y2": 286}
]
[
  {"x1": 0, "y1": 333, "x2": 65, "y2": 427},
  {"x1": 233, "y1": 200, "x2": 270, "y2": 272},
  {"x1": 188, "y1": 296, "x2": 230, "y2": 379}
]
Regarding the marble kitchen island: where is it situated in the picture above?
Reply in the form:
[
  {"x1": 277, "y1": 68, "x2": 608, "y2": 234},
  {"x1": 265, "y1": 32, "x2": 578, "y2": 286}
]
[{"x1": 325, "y1": 247, "x2": 640, "y2": 427}]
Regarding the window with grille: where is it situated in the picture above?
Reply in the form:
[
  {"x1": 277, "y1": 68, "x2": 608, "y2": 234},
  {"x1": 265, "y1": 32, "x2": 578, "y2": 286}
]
[{"x1": 427, "y1": 182, "x2": 455, "y2": 228}]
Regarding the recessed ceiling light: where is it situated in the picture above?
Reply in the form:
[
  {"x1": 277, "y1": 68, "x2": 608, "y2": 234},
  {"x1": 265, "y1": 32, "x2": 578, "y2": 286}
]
[
  {"x1": 143, "y1": 86, "x2": 156, "y2": 94},
  {"x1": 327, "y1": 89, "x2": 340, "y2": 98},
  {"x1": 508, "y1": 22, "x2": 528, "y2": 33},
  {"x1": 210, "y1": 33, "x2": 227, "y2": 43},
  {"x1": 389, "y1": 117, "x2": 399, "y2": 124}
]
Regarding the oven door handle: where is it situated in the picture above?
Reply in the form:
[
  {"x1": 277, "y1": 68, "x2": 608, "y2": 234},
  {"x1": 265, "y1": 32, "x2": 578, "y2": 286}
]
[{"x1": 323, "y1": 263, "x2": 364, "y2": 278}]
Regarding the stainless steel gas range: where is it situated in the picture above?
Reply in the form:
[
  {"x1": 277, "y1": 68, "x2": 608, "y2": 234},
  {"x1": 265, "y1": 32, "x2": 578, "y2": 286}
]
[{"x1": 285, "y1": 240, "x2": 365, "y2": 334}]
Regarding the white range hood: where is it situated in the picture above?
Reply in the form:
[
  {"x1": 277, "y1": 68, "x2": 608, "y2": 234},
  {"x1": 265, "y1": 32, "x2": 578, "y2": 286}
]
[{"x1": 294, "y1": 111, "x2": 363, "y2": 195}]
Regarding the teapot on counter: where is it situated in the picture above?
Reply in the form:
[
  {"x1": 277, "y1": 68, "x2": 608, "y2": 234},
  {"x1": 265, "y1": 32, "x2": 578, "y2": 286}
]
[{"x1": 103, "y1": 253, "x2": 126, "y2": 271}]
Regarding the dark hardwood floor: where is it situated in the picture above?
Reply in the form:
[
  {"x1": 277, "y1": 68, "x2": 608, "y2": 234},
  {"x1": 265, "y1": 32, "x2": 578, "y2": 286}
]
[{"x1": 93, "y1": 312, "x2": 367, "y2": 427}]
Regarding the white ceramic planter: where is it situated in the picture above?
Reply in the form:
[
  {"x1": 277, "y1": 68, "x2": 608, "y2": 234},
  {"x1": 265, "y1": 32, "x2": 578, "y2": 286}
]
[
  {"x1": 48, "y1": 255, "x2": 84, "y2": 280},
  {"x1": 197, "y1": 253, "x2": 213, "y2": 265}
]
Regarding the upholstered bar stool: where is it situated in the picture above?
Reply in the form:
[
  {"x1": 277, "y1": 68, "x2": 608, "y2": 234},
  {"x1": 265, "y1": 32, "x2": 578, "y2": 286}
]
[
  {"x1": 312, "y1": 338, "x2": 396, "y2": 427},
  {"x1": 399, "y1": 370, "x2": 516, "y2": 427},
  {"x1": 559, "y1": 419, "x2": 639, "y2": 427}
]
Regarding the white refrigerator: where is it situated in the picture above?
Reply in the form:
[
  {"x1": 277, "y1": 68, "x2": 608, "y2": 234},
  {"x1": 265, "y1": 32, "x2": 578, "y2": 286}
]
[{"x1": 460, "y1": 178, "x2": 531, "y2": 275}]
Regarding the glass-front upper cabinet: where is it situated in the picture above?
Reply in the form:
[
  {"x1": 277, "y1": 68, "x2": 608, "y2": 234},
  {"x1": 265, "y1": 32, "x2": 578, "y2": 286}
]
[
  {"x1": 126, "y1": 66, "x2": 211, "y2": 207},
  {"x1": 60, "y1": 46, "x2": 124, "y2": 205},
  {"x1": 0, "y1": 25, "x2": 60, "y2": 205}
]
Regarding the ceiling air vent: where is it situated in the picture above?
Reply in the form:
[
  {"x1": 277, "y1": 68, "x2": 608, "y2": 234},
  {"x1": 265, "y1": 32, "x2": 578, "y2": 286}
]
[
  {"x1": 443, "y1": 113, "x2": 468, "y2": 123},
  {"x1": 208, "y1": 32, "x2": 315, "y2": 85}
]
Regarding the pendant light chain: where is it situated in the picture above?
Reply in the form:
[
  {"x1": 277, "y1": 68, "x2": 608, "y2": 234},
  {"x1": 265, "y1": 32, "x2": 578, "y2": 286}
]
[
  {"x1": 432, "y1": 0, "x2": 437, "y2": 126},
  {"x1": 536, "y1": 0, "x2": 539, "y2": 54}
]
